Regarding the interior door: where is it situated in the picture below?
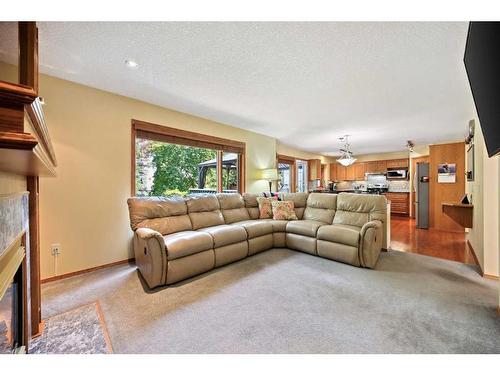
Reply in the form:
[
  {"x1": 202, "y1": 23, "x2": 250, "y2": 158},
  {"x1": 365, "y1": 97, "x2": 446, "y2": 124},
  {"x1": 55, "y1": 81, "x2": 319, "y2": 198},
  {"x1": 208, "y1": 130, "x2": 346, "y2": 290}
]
[{"x1": 296, "y1": 160, "x2": 308, "y2": 192}]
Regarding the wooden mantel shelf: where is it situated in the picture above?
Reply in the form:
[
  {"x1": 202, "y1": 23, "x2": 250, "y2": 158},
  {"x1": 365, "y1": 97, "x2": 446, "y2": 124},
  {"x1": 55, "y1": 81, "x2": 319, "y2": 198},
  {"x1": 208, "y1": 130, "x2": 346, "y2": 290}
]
[{"x1": 442, "y1": 202, "x2": 473, "y2": 229}]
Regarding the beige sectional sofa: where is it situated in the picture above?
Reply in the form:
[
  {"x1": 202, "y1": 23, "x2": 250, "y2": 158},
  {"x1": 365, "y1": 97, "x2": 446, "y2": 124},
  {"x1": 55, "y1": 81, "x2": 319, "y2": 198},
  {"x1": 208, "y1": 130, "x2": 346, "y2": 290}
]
[{"x1": 127, "y1": 192, "x2": 387, "y2": 288}]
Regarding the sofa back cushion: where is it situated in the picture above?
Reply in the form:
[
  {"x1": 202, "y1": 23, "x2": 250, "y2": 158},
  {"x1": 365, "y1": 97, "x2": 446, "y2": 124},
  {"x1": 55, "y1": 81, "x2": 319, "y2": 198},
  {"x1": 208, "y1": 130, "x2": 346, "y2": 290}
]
[
  {"x1": 242, "y1": 193, "x2": 263, "y2": 219},
  {"x1": 303, "y1": 193, "x2": 337, "y2": 224},
  {"x1": 127, "y1": 197, "x2": 192, "y2": 235},
  {"x1": 216, "y1": 193, "x2": 250, "y2": 224},
  {"x1": 278, "y1": 192, "x2": 308, "y2": 219},
  {"x1": 333, "y1": 193, "x2": 387, "y2": 227},
  {"x1": 186, "y1": 195, "x2": 225, "y2": 230}
]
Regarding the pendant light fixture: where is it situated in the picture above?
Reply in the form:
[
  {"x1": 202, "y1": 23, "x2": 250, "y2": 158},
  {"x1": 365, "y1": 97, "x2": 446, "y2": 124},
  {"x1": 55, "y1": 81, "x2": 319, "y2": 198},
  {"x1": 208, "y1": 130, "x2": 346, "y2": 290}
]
[{"x1": 337, "y1": 135, "x2": 357, "y2": 167}]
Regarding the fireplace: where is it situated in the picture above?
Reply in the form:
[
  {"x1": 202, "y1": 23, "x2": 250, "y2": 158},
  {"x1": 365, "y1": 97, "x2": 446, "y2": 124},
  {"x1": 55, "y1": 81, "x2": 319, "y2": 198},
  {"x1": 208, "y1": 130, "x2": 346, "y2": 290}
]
[
  {"x1": 0, "y1": 192, "x2": 30, "y2": 354},
  {"x1": 0, "y1": 265, "x2": 25, "y2": 354}
]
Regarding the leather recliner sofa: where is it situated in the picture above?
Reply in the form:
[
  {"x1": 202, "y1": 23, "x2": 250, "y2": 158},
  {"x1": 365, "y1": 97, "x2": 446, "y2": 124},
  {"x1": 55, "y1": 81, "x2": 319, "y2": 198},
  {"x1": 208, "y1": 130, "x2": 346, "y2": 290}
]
[{"x1": 127, "y1": 192, "x2": 387, "y2": 288}]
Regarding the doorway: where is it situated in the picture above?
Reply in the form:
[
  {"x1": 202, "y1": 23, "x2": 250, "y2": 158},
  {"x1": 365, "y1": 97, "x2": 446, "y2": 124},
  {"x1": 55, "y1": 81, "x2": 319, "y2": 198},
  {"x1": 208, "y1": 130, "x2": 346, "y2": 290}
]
[{"x1": 296, "y1": 160, "x2": 308, "y2": 193}]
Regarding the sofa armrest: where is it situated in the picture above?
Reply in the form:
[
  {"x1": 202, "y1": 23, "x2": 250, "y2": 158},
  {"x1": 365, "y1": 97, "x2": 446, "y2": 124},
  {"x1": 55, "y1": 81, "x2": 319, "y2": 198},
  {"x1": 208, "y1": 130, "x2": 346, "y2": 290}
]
[
  {"x1": 359, "y1": 220, "x2": 383, "y2": 269},
  {"x1": 133, "y1": 228, "x2": 167, "y2": 288}
]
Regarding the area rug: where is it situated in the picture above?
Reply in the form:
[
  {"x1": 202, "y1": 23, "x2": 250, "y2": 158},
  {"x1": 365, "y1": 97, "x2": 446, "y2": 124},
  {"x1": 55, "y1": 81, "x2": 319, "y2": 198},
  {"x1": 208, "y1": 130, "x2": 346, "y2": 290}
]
[{"x1": 29, "y1": 302, "x2": 112, "y2": 354}]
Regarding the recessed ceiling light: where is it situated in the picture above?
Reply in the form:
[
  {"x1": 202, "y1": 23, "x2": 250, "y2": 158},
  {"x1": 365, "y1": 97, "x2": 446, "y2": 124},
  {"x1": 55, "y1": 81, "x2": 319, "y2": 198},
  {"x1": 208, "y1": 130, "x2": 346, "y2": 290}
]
[{"x1": 125, "y1": 59, "x2": 139, "y2": 68}]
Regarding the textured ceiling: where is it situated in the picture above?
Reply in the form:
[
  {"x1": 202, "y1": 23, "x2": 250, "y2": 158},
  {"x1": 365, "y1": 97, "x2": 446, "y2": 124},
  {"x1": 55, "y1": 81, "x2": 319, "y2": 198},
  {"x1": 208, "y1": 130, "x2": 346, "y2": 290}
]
[{"x1": 4, "y1": 22, "x2": 475, "y2": 155}]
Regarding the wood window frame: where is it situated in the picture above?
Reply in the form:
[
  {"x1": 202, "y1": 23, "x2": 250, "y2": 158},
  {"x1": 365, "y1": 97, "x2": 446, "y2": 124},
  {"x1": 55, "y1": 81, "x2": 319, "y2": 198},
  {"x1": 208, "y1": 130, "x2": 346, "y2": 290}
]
[
  {"x1": 131, "y1": 119, "x2": 246, "y2": 195},
  {"x1": 276, "y1": 154, "x2": 297, "y2": 193}
]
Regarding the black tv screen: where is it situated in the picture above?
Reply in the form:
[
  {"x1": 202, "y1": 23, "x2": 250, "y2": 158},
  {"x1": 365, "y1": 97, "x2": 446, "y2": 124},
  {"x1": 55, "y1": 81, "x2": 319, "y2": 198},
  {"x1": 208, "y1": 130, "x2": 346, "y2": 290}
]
[{"x1": 464, "y1": 22, "x2": 500, "y2": 157}]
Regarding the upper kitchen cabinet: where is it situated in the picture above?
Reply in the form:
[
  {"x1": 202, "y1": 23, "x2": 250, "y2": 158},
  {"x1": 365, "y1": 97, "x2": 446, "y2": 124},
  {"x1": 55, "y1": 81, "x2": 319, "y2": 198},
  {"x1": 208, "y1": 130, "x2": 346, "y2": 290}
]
[
  {"x1": 365, "y1": 161, "x2": 378, "y2": 174},
  {"x1": 345, "y1": 164, "x2": 355, "y2": 181},
  {"x1": 0, "y1": 22, "x2": 56, "y2": 176},
  {"x1": 386, "y1": 158, "x2": 409, "y2": 169},
  {"x1": 329, "y1": 163, "x2": 337, "y2": 181},
  {"x1": 336, "y1": 164, "x2": 347, "y2": 181},
  {"x1": 308, "y1": 159, "x2": 321, "y2": 180},
  {"x1": 376, "y1": 160, "x2": 387, "y2": 173},
  {"x1": 354, "y1": 162, "x2": 366, "y2": 180}
]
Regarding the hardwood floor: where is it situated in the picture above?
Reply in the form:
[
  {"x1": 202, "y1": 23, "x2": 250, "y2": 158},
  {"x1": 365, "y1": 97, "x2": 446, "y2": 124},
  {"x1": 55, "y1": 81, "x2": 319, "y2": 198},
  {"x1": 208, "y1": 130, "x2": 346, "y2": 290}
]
[{"x1": 390, "y1": 215, "x2": 477, "y2": 265}]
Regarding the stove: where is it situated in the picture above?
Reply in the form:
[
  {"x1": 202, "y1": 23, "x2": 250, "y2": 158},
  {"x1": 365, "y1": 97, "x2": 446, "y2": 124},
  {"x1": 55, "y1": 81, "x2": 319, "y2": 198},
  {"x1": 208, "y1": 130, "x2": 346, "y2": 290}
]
[{"x1": 367, "y1": 183, "x2": 388, "y2": 195}]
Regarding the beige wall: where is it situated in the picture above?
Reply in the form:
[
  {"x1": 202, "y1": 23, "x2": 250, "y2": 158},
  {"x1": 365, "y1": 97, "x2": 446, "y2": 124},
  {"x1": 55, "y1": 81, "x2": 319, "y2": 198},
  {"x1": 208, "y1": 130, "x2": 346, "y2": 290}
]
[
  {"x1": 0, "y1": 172, "x2": 27, "y2": 194},
  {"x1": 276, "y1": 142, "x2": 334, "y2": 183},
  {"x1": 466, "y1": 119, "x2": 499, "y2": 278},
  {"x1": 355, "y1": 150, "x2": 410, "y2": 162},
  {"x1": 37, "y1": 73, "x2": 291, "y2": 279}
]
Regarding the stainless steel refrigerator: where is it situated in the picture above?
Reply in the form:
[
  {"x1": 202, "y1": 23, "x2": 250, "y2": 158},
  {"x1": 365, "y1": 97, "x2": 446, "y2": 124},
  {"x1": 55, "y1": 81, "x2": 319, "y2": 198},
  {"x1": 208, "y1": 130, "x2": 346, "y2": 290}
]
[{"x1": 414, "y1": 162, "x2": 429, "y2": 229}]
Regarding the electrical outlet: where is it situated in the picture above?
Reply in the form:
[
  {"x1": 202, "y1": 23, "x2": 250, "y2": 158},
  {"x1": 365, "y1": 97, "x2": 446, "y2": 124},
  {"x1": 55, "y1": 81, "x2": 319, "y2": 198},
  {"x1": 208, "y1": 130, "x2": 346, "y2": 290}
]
[{"x1": 51, "y1": 243, "x2": 61, "y2": 256}]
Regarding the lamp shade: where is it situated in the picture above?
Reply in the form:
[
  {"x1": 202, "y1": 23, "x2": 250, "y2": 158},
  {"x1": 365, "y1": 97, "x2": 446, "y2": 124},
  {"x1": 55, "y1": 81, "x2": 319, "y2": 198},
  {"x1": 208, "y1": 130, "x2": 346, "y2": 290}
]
[{"x1": 261, "y1": 168, "x2": 278, "y2": 180}]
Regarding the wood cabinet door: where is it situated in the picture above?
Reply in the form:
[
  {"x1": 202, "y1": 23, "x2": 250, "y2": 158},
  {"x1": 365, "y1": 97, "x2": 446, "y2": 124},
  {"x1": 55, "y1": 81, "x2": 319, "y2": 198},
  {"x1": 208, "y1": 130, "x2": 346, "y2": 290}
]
[
  {"x1": 329, "y1": 163, "x2": 337, "y2": 181},
  {"x1": 345, "y1": 165, "x2": 355, "y2": 180},
  {"x1": 337, "y1": 165, "x2": 346, "y2": 181},
  {"x1": 354, "y1": 162, "x2": 366, "y2": 180},
  {"x1": 366, "y1": 161, "x2": 377, "y2": 173},
  {"x1": 387, "y1": 159, "x2": 409, "y2": 169},
  {"x1": 376, "y1": 160, "x2": 387, "y2": 173},
  {"x1": 308, "y1": 159, "x2": 321, "y2": 180}
]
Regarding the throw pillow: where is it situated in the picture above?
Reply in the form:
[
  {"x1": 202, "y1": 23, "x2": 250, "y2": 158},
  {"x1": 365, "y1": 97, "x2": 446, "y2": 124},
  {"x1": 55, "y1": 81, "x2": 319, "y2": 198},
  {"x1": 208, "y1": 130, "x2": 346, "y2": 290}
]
[
  {"x1": 271, "y1": 200, "x2": 298, "y2": 220},
  {"x1": 256, "y1": 197, "x2": 273, "y2": 219}
]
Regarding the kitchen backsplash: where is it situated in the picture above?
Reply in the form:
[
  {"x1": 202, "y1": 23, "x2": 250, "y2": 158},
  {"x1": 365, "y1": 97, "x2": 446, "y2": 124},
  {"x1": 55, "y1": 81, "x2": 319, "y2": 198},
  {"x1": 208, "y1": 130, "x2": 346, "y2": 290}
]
[{"x1": 334, "y1": 179, "x2": 409, "y2": 192}]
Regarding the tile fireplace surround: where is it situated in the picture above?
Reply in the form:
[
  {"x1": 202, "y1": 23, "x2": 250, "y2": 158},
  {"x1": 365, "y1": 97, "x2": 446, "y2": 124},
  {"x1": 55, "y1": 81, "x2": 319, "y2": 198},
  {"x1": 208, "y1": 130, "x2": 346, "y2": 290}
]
[{"x1": 0, "y1": 192, "x2": 30, "y2": 353}]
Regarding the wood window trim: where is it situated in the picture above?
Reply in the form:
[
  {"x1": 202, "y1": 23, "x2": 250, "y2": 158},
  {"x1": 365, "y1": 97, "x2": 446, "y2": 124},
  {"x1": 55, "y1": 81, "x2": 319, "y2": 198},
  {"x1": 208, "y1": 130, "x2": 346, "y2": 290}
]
[
  {"x1": 131, "y1": 119, "x2": 246, "y2": 195},
  {"x1": 276, "y1": 154, "x2": 297, "y2": 193}
]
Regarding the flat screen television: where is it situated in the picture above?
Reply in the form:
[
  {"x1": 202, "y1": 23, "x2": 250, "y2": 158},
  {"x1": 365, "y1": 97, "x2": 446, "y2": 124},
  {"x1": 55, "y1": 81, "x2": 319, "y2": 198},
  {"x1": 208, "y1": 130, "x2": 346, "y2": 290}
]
[{"x1": 464, "y1": 22, "x2": 500, "y2": 157}]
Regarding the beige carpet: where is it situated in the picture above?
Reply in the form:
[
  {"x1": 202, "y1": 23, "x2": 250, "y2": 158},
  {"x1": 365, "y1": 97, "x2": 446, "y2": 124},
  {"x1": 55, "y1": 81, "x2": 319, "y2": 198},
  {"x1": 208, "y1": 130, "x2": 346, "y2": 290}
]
[{"x1": 40, "y1": 249, "x2": 500, "y2": 353}]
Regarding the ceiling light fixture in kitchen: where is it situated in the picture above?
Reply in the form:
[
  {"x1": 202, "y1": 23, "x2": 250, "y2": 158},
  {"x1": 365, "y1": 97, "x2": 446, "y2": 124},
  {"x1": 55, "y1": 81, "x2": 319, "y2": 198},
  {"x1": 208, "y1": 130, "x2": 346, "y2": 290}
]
[
  {"x1": 125, "y1": 59, "x2": 139, "y2": 68},
  {"x1": 337, "y1": 135, "x2": 357, "y2": 167}
]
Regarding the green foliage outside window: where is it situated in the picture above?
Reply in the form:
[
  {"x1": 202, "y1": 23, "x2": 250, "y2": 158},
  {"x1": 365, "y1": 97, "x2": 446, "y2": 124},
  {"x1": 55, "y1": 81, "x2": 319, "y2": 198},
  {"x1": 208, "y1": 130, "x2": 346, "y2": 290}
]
[{"x1": 150, "y1": 142, "x2": 217, "y2": 196}]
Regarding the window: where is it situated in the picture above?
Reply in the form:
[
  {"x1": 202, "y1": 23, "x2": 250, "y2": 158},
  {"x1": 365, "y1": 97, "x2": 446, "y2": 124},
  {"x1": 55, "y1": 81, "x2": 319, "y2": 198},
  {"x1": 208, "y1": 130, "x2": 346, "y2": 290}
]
[
  {"x1": 276, "y1": 154, "x2": 296, "y2": 193},
  {"x1": 296, "y1": 159, "x2": 308, "y2": 193},
  {"x1": 132, "y1": 120, "x2": 245, "y2": 197}
]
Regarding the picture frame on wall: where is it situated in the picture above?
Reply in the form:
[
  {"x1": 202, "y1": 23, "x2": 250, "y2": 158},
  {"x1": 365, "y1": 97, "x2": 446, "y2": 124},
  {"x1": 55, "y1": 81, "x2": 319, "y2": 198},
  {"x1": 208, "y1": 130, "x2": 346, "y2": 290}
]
[{"x1": 437, "y1": 163, "x2": 457, "y2": 183}]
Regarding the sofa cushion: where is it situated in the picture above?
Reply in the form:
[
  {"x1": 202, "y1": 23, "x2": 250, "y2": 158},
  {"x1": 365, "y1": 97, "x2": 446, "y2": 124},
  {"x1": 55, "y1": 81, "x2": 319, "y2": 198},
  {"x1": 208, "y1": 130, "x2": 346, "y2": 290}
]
[
  {"x1": 164, "y1": 231, "x2": 213, "y2": 260},
  {"x1": 256, "y1": 197, "x2": 274, "y2": 219},
  {"x1": 243, "y1": 193, "x2": 263, "y2": 219},
  {"x1": 278, "y1": 192, "x2": 308, "y2": 219},
  {"x1": 217, "y1": 193, "x2": 251, "y2": 223},
  {"x1": 127, "y1": 197, "x2": 192, "y2": 235},
  {"x1": 198, "y1": 225, "x2": 247, "y2": 247},
  {"x1": 186, "y1": 195, "x2": 220, "y2": 212},
  {"x1": 333, "y1": 193, "x2": 387, "y2": 227},
  {"x1": 186, "y1": 195, "x2": 225, "y2": 230},
  {"x1": 271, "y1": 200, "x2": 298, "y2": 220},
  {"x1": 189, "y1": 211, "x2": 225, "y2": 230},
  {"x1": 231, "y1": 220, "x2": 273, "y2": 238},
  {"x1": 261, "y1": 219, "x2": 288, "y2": 232},
  {"x1": 317, "y1": 224, "x2": 361, "y2": 247},
  {"x1": 286, "y1": 219, "x2": 324, "y2": 237},
  {"x1": 303, "y1": 193, "x2": 337, "y2": 224}
]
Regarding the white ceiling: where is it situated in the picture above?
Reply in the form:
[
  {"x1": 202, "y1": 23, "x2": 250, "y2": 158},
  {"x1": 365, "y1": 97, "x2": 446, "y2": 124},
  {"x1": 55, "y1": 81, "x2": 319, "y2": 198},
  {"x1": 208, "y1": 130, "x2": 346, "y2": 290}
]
[{"x1": 6, "y1": 22, "x2": 476, "y2": 155}]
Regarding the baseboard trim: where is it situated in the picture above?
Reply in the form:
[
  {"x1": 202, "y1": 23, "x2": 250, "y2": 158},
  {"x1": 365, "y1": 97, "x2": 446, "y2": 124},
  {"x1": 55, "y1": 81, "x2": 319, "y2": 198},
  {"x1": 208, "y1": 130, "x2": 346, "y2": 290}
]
[
  {"x1": 466, "y1": 240, "x2": 483, "y2": 275},
  {"x1": 484, "y1": 273, "x2": 499, "y2": 281},
  {"x1": 41, "y1": 258, "x2": 135, "y2": 284}
]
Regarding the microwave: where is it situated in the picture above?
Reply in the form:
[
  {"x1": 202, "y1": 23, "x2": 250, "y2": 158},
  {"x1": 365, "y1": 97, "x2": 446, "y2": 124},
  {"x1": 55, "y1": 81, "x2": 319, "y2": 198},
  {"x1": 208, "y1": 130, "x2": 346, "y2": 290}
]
[{"x1": 386, "y1": 168, "x2": 408, "y2": 180}]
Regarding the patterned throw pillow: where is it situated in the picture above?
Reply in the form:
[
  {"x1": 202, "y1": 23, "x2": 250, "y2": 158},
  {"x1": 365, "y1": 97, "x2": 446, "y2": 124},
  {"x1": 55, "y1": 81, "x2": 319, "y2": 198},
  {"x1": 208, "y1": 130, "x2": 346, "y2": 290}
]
[
  {"x1": 271, "y1": 200, "x2": 298, "y2": 220},
  {"x1": 256, "y1": 197, "x2": 273, "y2": 219}
]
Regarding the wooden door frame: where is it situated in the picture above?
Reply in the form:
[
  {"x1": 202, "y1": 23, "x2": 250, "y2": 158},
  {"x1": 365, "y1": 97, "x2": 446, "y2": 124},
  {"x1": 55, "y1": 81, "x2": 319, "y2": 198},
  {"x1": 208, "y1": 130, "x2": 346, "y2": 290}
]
[{"x1": 276, "y1": 154, "x2": 297, "y2": 193}]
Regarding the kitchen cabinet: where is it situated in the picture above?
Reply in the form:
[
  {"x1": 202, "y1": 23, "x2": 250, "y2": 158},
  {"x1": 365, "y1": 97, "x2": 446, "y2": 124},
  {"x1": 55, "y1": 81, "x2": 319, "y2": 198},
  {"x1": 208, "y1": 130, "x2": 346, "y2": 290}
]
[
  {"x1": 386, "y1": 158, "x2": 409, "y2": 169},
  {"x1": 384, "y1": 192, "x2": 409, "y2": 215},
  {"x1": 365, "y1": 161, "x2": 378, "y2": 174},
  {"x1": 329, "y1": 163, "x2": 337, "y2": 181},
  {"x1": 354, "y1": 162, "x2": 366, "y2": 180},
  {"x1": 376, "y1": 160, "x2": 387, "y2": 173},
  {"x1": 308, "y1": 159, "x2": 321, "y2": 180},
  {"x1": 345, "y1": 164, "x2": 355, "y2": 181},
  {"x1": 336, "y1": 164, "x2": 347, "y2": 181}
]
